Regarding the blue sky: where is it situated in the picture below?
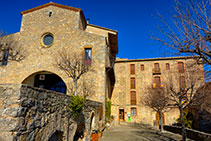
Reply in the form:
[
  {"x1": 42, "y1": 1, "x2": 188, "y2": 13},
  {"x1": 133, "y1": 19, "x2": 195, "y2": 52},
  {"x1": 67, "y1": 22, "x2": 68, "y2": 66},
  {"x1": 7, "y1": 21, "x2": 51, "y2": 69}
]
[{"x1": 0, "y1": 0, "x2": 175, "y2": 59}]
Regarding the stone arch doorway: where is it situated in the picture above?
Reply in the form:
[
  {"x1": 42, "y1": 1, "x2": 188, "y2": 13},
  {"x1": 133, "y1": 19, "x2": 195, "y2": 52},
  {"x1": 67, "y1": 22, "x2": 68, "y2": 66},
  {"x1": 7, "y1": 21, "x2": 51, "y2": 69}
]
[
  {"x1": 49, "y1": 131, "x2": 63, "y2": 141},
  {"x1": 22, "y1": 71, "x2": 67, "y2": 94},
  {"x1": 90, "y1": 112, "x2": 95, "y2": 130}
]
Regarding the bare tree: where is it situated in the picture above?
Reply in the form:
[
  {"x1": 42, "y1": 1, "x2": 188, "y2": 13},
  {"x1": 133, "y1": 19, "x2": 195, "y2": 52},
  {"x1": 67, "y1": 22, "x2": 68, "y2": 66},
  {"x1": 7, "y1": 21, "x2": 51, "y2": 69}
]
[
  {"x1": 155, "y1": 0, "x2": 211, "y2": 79},
  {"x1": 0, "y1": 32, "x2": 26, "y2": 64},
  {"x1": 195, "y1": 82, "x2": 211, "y2": 118},
  {"x1": 163, "y1": 65, "x2": 204, "y2": 141},
  {"x1": 78, "y1": 78, "x2": 95, "y2": 98},
  {"x1": 55, "y1": 49, "x2": 92, "y2": 96},
  {"x1": 142, "y1": 87, "x2": 169, "y2": 131}
]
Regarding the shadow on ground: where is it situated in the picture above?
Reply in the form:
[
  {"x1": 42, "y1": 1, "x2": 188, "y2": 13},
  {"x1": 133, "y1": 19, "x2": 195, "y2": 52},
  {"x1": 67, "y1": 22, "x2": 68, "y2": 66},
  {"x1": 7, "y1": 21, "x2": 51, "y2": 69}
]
[{"x1": 99, "y1": 122, "x2": 189, "y2": 141}]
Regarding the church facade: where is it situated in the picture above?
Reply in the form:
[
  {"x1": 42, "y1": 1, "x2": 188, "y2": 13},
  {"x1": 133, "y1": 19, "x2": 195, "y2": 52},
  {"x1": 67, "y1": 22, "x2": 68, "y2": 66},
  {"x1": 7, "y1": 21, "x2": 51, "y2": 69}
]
[{"x1": 0, "y1": 2, "x2": 118, "y2": 117}]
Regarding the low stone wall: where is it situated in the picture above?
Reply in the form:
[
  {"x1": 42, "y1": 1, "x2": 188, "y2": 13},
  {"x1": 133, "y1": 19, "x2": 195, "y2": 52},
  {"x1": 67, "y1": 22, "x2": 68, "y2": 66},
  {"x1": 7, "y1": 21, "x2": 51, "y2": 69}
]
[
  {"x1": 0, "y1": 84, "x2": 102, "y2": 141},
  {"x1": 164, "y1": 125, "x2": 211, "y2": 141},
  {"x1": 0, "y1": 84, "x2": 21, "y2": 141}
]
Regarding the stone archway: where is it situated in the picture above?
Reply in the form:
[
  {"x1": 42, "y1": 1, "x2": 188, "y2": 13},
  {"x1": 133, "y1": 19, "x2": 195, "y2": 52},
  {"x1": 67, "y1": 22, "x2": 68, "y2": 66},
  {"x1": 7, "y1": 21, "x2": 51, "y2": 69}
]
[
  {"x1": 22, "y1": 71, "x2": 67, "y2": 94},
  {"x1": 49, "y1": 131, "x2": 63, "y2": 141},
  {"x1": 90, "y1": 112, "x2": 95, "y2": 130}
]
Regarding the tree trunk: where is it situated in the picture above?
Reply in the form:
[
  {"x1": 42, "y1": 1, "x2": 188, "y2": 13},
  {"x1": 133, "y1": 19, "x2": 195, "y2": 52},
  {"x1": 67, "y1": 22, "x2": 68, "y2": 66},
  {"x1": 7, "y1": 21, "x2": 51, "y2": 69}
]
[
  {"x1": 74, "y1": 80, "x2": 77, "y2": 96},
  {"x1": 159, "y1": 111, "x2": 163, "y2": 132},
  {"x1": 180, "y1": 108, "x2": 187, "y2": 141}
]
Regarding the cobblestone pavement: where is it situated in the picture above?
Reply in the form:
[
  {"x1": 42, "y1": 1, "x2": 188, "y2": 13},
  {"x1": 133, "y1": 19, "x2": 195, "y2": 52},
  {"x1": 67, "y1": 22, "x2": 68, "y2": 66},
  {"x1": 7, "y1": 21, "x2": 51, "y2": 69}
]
[{"x1": 99, "y1": 122, "x2": 194, "y2": 141}]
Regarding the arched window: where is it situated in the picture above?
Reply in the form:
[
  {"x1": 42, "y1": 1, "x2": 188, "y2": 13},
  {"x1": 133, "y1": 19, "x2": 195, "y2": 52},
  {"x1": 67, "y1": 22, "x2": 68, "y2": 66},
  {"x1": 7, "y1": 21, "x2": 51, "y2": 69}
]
[{"x1": 166, "y1": 63, "x2": 170, "y2": 70}]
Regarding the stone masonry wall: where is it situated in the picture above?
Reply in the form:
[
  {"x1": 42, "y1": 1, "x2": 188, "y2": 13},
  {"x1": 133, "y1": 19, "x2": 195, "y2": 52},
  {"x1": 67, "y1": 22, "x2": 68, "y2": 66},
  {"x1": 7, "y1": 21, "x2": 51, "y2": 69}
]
[
  {"x1": 0, "y1": 4, "x2": 107, "y2": 112},
  {"x1": 111, "y1": 57, "x2": 204, "y2": 126},
  {"x1": 0, "y1": 84, "x2": 21, "y2": 141},
  {"x1": 0, "y1": 84, "x2": 102, "y2": 141}
]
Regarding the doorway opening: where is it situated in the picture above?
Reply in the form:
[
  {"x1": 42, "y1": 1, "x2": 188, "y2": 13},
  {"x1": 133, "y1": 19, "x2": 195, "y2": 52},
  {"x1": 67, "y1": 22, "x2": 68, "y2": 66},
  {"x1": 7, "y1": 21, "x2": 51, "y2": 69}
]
[
  {"x1": 119, "y1": 109, "x2": 124, "y2": 121},
  {"x1": 48, "y1": 131, "x2": 63, "y2": 141},
  {"x1": 155, "y1": 112, "x2": 165, "y2": 126},
  {"x1": 22, "y1": 71, "x2": 67, "y2": 94}
]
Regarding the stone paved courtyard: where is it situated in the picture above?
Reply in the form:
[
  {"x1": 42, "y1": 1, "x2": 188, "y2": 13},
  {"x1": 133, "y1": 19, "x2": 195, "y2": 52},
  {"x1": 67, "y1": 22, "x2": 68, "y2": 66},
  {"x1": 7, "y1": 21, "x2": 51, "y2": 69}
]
[{"x1": 99, "y1": 122, "x2": 194, "y2": 141}]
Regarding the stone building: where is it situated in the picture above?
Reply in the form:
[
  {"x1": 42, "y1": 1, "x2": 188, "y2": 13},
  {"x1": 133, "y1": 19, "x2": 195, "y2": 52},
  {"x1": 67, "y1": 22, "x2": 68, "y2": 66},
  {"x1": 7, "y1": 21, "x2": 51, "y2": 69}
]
[
  {"x1": 0, "y1": 2, "x2": 206, "y2": 140},
  {"x1": 0, "y1": 2, "x2": 117, "y2": 140},
  {"x1": 111, "y1": 56, "x2": 204, "y2": 126},
  {"x1": 0, "y1": 2, "x2": 117, "y2": 118}
]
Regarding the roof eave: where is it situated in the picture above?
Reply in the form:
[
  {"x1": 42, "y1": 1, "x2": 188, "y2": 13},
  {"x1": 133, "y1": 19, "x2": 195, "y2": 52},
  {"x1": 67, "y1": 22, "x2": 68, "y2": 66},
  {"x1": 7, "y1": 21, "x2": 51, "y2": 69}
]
[{"x1": 21, "y1": 2, "x2": 82, "y2": 15}]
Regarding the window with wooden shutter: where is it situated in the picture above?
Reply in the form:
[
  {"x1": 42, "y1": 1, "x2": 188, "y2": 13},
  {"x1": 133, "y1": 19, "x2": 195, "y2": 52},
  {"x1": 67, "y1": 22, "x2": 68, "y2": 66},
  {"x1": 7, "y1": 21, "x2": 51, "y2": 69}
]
[
  {"x1": 130, "y1": 77, "x2": 136, "y2": 89},
  {"x1": 130, "y1": 64, "x2": 135, "y2": 74},
  {"x1": 178, "y1": 62, "x2": 184, "y2": 73},
  {"x1": 166, "y1": 63, "x2": 170, "y2": 70},
  {"x1": 154, "y1": 63, "x2": 160, "y2": 73},
  {"x1": 141, "y1": 64, "x2": 144, "y2": 71},
  {"x1": 179, "y1": 76, "x2": 186, "y2": 89},
  {"x1": 153, "y1": 76, "x2": 161, "y2": 88},
  {"x1": 130, "y1": 91, "x2": 136, "y2": 105}
]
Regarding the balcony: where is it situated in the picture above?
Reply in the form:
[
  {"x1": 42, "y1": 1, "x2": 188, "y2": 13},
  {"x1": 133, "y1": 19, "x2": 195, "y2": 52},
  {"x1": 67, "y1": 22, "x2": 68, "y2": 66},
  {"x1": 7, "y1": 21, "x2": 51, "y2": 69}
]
[{"x1": 153, "y1": 68, "x2": 161, "y2": 75}]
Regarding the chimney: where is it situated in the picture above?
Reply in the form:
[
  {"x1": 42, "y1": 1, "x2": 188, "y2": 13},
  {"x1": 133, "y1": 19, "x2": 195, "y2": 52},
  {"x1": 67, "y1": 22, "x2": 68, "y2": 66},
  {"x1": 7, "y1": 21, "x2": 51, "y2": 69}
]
[{"x1": 87, "y1": 18, "x2": 90, "y2": 24}]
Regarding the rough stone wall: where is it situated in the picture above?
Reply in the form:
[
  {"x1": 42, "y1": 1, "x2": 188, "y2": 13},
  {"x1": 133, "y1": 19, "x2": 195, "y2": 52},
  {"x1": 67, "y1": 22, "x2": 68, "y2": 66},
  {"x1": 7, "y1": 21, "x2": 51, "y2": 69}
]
[
  {"x1": 0, "y1": 5, "x2": 107, "y2": 103},
  {"x1": 0, "y1": 84, "x2": 21, "y2": 141},
  {"x1": 111, "y1": 57, "x2": 203, "y2": 126},
  {"x1": 0, "y1": 84, "x2": 102, "y2": 141},
  {"x1": 0, "y1": 5, "x2": 110, "y2": 123},
  {"x1": 164, "y1": 125, "x2": 211, "y2": 141}
]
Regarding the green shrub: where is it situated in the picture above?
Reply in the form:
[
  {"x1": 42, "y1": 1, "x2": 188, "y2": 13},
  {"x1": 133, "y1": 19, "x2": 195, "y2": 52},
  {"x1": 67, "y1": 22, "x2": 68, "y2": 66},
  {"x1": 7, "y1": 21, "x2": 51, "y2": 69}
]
[
  {"x1": 105, "y1": 100, "x2": 111, "y2": 121},
  {"x1": 70, "y1": 95, "x2": 85, "y2": 119}
]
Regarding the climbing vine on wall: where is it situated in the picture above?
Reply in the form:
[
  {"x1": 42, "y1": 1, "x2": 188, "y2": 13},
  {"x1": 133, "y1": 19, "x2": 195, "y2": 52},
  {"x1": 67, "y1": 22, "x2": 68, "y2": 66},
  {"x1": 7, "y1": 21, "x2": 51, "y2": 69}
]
[
  {"x1": 176, "y1": 109, "x2": 194, "y2": 129},
  {"x1": 105, "y1": 100, "x2": 111, "y2": 121}
]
